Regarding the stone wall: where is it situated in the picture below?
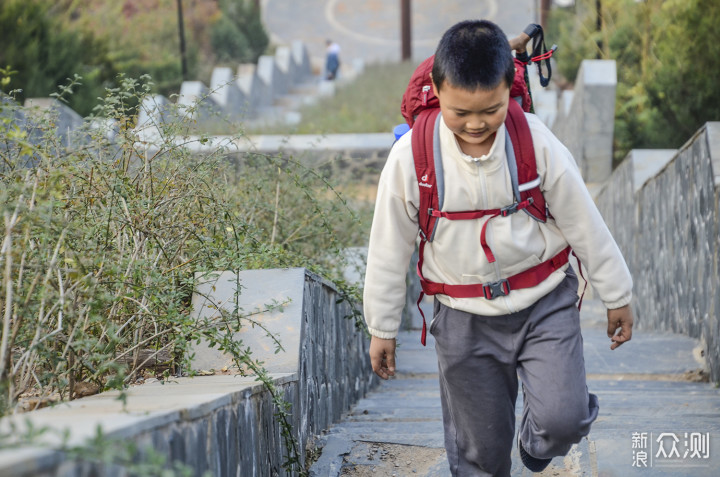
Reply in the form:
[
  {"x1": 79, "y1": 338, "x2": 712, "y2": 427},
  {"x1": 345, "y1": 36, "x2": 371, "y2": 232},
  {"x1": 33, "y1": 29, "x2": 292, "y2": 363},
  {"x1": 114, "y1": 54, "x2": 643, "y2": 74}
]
[
  {"x1": 596, "y1": 123, "x2": 720, "y2": 381},
  {"x1": 0, "y1": 268, "x2": 377, "y2": 477}
]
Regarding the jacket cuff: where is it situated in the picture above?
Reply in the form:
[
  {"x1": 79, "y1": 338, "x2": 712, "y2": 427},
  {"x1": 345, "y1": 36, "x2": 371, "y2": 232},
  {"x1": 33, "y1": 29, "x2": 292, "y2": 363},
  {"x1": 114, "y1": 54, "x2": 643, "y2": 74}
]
[
  {"x1": 603, "y1": 292, "x2": 633, "y2": 310},
  {"x1": 367, "y1": 327, "x2": 398, "y2": 339}
]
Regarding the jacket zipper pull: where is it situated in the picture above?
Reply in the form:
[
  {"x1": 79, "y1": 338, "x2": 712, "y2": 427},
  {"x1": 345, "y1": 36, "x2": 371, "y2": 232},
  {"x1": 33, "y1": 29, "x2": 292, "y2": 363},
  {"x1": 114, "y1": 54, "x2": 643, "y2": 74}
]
[{"x1": 422, "y1": 85, "x2": 431, "y2": 106}]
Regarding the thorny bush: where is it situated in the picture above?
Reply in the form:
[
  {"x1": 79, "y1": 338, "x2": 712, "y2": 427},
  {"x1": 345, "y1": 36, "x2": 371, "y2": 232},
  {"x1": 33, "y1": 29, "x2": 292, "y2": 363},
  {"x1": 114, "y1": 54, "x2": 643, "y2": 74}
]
[{"x1": 0, "y1": 75, "x2": 367, "y2": 426}]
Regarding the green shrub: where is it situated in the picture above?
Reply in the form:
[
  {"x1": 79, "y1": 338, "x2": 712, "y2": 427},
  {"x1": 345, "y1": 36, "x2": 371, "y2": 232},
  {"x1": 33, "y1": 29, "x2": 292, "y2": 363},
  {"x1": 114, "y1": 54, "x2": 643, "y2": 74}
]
[
  {"x1": 216, "y1": 0, "x2": 270, "y2": 63},
  {"x1": 0, "y1": 0, "x2": 116, "y2": 116},
  {"x1": 0, "y1": 74, "x2": 366, "y2": 422},
  {"x1": 211, "y1": 15, "x2": 251, "y2": 63}
]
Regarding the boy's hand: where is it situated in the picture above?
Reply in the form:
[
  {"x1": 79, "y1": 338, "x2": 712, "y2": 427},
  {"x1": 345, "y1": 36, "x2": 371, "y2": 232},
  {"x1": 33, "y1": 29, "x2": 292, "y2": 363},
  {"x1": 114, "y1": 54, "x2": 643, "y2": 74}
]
[
  {"x1": 607, "y1": 304, "x2": 634, "y2": 350},
  {"x1": 369, "y1": 336, "x2": 396, "y2": 380},
  {"x1": 509, "y1": 32, "x2": 531, "y2": 53}
]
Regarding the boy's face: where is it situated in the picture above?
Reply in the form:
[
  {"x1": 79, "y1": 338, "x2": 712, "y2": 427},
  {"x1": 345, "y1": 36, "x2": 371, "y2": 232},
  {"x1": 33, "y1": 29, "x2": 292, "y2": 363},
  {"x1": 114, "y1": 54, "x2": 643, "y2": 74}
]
[{"x1": 432, "y1": 79, "x2": 510, "y2": 156}]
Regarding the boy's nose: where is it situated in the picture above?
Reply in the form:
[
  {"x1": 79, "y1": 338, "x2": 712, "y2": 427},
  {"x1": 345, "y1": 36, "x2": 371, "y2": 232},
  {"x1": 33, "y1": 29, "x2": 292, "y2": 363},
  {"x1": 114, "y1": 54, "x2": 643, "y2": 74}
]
[{"x1": 467, "y1": 116, "x2": 486, "y2": 130}]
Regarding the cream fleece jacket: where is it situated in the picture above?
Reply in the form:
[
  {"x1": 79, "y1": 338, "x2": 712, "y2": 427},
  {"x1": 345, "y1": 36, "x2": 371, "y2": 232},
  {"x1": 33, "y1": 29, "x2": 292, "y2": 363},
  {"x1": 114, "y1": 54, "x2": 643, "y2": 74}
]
[{"x1": 363, "y1": 113, "x2": 633, "y2": 339}]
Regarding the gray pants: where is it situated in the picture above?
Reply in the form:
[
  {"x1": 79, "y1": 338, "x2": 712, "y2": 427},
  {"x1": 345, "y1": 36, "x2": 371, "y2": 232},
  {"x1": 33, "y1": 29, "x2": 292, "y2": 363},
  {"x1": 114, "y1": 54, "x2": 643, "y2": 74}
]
[{"x1": 430, "y1": 269, "x2": 599, "y2": 476}]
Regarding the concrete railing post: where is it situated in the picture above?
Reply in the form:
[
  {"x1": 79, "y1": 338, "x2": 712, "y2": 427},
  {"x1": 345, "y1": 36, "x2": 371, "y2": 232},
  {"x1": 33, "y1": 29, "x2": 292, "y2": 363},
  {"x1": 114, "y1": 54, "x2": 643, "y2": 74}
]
[{"x1": 552, "y1": 59, "x2": 617, "y2": 184}]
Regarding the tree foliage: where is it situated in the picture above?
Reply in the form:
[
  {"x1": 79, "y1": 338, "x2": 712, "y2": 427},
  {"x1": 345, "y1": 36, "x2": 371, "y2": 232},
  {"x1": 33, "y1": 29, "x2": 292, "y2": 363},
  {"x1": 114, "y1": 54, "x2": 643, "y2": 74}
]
[
  {"x1": 0, "y1": 0, "x2": 115, "y2": 116},
  {"x1": 0, "y1": 0, "x2": 271, "y2": 117},
  {"x1": 548, "y1": 0, "x2": 720, "y2": 163},
  {"x1": 212, "y1": 0, "x2": 270, "y2": 64}
]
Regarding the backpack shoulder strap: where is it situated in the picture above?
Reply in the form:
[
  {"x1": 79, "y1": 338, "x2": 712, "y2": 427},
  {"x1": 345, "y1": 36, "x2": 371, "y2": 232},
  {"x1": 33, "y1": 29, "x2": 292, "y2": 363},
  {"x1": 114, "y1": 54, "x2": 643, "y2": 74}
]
[
  {"x1": 411, "y1": 108, "x2": 442, "y2": 240},
  {"x1": 504, "y1": 100, "x2": 547, "y2": 222}
]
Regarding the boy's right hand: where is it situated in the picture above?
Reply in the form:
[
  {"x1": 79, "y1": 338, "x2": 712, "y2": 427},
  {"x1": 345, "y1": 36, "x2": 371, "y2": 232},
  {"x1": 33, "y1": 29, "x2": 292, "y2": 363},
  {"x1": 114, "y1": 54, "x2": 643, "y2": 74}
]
[
  {"x1": 369, "y1": 336, "x2": 396, "y2": 380},
  {"x1": 509, "y1": 32, "x2": 531, "y2": 53}
]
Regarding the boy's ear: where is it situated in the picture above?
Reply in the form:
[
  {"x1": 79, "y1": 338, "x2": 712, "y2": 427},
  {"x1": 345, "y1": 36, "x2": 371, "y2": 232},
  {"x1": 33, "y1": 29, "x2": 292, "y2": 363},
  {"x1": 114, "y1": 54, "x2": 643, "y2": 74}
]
[{"x1": 430, "y1": 73, "x2": 440, "y2": 98}]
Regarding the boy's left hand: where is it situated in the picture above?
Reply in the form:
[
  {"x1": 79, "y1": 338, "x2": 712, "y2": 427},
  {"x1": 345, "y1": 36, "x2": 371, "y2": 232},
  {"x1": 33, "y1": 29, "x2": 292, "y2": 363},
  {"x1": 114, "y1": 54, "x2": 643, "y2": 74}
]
[{"x1": 607, "y1": 304, "x2": 634, "y2": 350}]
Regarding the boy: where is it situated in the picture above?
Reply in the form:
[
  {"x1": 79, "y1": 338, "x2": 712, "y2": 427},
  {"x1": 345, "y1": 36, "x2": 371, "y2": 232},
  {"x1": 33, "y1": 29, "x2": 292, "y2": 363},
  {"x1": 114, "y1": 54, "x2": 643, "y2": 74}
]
[{"x1": 363, "y1": 20, "x2": 634, "y2": 476}]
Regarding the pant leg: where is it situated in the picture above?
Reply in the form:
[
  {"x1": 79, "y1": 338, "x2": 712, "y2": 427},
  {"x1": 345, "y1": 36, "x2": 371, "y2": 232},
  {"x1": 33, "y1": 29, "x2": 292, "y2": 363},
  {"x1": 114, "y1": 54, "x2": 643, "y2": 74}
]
[
  {"x1": 431, "y1": 299, "x2": 530, "y2": 477},
  {"x1": 516, "y1": 268, "x2": 600, "y2": 459}
]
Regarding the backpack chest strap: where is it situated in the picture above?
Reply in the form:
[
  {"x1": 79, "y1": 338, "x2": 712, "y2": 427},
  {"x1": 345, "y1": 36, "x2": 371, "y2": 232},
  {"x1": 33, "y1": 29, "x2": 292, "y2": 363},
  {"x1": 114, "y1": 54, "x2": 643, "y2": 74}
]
[{"x1": 428, "y1": 197, "x2": 534, "y2": 263}]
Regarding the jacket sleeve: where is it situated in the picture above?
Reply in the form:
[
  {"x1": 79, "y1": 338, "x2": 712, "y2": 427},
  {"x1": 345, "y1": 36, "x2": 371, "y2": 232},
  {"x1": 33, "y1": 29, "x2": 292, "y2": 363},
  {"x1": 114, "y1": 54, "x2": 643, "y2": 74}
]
[
  {"x1": 532, "y1": 117, "x2": 633, "y2": 309},
  {"x1": 363, "y1": 133, "x2": 420, "y2": 338}
]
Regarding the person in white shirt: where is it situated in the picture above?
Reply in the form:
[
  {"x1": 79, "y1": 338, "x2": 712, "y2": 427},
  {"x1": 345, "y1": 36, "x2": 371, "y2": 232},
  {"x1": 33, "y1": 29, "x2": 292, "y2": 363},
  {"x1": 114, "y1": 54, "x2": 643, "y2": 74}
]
[
  {"x1": 363, "y1": 19, "x2": 634, "y2": 476},
  {"x1": 325, "y1": 39, "x2": 341, "y2": 80}
]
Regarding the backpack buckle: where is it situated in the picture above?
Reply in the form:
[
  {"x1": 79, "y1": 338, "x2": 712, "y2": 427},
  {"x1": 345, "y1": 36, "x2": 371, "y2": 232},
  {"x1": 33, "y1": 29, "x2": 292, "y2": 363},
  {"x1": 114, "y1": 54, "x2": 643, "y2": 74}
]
[
  {"x1": 501, "y1": 203, "x2": 520, "y2": 217},
  {"x1": 484, "y1": 279, "x2": 510, "y2": 300}
]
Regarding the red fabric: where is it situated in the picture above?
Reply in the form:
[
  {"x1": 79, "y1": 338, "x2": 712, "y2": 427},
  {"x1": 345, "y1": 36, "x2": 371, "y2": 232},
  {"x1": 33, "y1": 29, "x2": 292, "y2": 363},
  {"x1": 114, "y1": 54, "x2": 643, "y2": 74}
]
[
  {"x1": 509, "y1": 59, "x2": 532, "y2": 112},
  {"x1": 411, "y1": 109, "x2": 441, "y2": 238},
  {"x1": 401, "y1": 56, "x2": 438, "y2": 127},
  {"x1": 505, "y1": 100, "x2": 547, "y2": 222}
]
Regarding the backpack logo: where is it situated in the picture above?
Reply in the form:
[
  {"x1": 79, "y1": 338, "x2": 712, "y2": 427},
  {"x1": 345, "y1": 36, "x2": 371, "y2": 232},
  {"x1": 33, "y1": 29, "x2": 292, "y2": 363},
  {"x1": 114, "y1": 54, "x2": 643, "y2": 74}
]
[{"x1": 419, "y1": 174, "x2": 432, "y2": 189}]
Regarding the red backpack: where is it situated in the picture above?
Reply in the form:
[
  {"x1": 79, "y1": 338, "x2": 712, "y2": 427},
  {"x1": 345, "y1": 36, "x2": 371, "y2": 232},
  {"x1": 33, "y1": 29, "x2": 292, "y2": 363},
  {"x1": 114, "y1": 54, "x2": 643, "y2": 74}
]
[{"x1": 400, "y1": 56, "x2": 576, "y2": 345}]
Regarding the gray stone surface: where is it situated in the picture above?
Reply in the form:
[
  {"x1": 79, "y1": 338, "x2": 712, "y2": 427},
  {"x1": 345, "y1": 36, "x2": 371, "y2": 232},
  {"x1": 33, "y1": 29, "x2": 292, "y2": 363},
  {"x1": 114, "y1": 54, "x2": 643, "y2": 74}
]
[
  {"x1": 237, "y1": 63, "x2": 271, "y2": 110},
  {"x1": 135, "y1": 94, "x2": 175, "y2": 145},
  {"x1": 275, "y1": 46, "x2": 298, "y2": 84},
  {"x1": 237, "y1": 132, "x2": 392, "y2": 153},
  {"x1": 257, "y1": 55, "x2": 290, "y2": 99},
  {"x1": 191, "y1": 268, "x2": 307, "y2": 373},
  {"x1": 628, "y1": 149, "x2": 678, "y2": 192},
  {"x1": 596, "y1": 123, "x2": 720, "y2": 382},
  {"x1": 291, "y1": 40, "x2": 312, "y2": 80},
  {"x1": 210, "y1": 66, "x2": 249, "y2": 121},
  {"x1": 136, "y1": 94, "x2": 172, "y2": 129},
  {"x1": 178, "y1": 81, "x2": 223, "y2": 124},
  {"x1": 707, "y1": 122, "x2": 720, "y2": 186}
]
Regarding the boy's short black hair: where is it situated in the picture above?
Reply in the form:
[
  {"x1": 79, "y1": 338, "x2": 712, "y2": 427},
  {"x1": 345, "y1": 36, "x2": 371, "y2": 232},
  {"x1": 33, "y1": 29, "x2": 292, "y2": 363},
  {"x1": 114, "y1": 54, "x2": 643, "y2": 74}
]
[{"x1": 432, "y1": 20, "x2": 515, "y2": 92}]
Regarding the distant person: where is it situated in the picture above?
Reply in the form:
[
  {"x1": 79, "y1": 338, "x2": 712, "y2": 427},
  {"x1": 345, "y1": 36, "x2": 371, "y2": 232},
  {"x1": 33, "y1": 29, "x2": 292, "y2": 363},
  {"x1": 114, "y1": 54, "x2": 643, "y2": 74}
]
[
  {"x1": 325, "y1": 39, "x2": 341, "y2": 80},
  {"x1": 363, "y1": 20, "x2": 634, "y2": 476}
]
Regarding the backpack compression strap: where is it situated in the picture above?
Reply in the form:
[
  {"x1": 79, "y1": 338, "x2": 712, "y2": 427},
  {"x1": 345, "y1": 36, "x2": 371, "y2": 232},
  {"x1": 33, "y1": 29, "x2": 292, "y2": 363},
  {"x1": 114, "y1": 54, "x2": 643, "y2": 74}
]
[
  {"x1": 505, "y1": 100, "x2": 547, "y2": 221},
  {"x1": 412, "y1": 108, "x2": 442, "y2": 240}
]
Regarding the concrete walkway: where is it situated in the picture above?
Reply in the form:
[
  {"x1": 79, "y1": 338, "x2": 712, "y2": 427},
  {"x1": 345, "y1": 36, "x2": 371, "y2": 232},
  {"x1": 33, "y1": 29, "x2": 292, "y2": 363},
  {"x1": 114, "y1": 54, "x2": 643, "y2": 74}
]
[{"x1": 309, "y1": 299, "x2": 720, "y2": 476}]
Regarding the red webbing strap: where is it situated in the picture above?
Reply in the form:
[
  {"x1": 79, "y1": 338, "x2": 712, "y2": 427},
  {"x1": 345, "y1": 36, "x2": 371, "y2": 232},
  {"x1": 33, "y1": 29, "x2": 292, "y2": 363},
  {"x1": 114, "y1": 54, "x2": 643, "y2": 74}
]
[
  {"x1": 480, "y1": 212, "x2": 501, "y2": 263},
  {"x1": 418, "y1": 291, "x2": 428, "y2": 346},
  {"x1": 412, "y1": 109, "x2": 441, "y2": 239},
  {"x1": 479, "y1": 199, "x2": 533, "y2": 263},
  {"x1": 416, "y1": 239, "x2": 429, "y2": 345},
  {"x1": 431, "y1": 209, "x2": 500, "y2": 220},
  {"x1": 572, "y1": 250, "x2": 588, "y2": 310},
  {"x1": 504, "y1": 100, "x2": 546, "y2": 222}
]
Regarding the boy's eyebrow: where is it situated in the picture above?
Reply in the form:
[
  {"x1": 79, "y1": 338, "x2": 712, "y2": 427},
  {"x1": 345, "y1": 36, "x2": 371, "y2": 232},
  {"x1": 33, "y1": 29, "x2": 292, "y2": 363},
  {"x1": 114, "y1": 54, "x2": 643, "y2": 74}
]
[{"x1": 451, "y1": 101, "x2": 504, "y2": 113}]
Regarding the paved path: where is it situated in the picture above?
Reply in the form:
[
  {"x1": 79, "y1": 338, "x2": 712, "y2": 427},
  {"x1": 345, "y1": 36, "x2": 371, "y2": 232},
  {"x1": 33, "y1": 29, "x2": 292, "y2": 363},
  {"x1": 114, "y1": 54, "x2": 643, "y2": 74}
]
[
  {"x1": 309, "y1": 299, "x2": 720, "y2": 476},
  {"x1": 262, "y1": 0, "x2": 535, "y2": 66}
]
